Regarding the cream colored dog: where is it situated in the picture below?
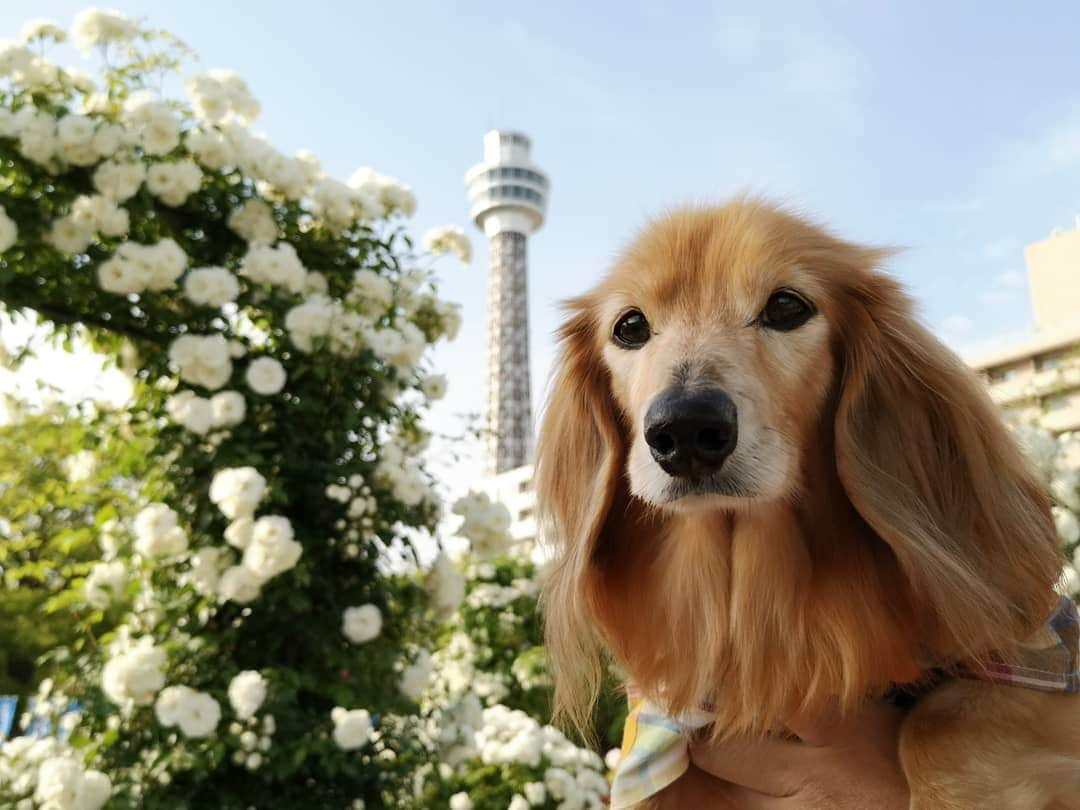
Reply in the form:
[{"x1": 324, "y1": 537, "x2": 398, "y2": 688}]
[{"x1": 536, "y1": 199, "x2": 1080, "y2": 808}]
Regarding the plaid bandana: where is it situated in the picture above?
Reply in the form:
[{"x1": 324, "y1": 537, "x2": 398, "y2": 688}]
[{"x1": 609, "y1": 595, "x2": 1080, "y2": 809}]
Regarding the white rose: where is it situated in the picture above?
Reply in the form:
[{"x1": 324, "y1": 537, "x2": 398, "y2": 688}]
[
  {"x1": 47, "y1": 216, "x2": 93, "y2": 254},
  {"x1": 177, "y1": 691, "x2": 222, "y2": 738},
  {"x1": 399, "y1": 650, "x2": 433, "y2": 700},
  {"x1": 209, "y1": 466, "x2": 267, "y2": 520},
  {"x1": 342, "y1": 604, "x2": 382, "y2": 644},
  {"x1": 421, "y1": 374, "x2": 447, "y2": 400},
  {"x1": 143, "y1": 238, "x2": 188, "y2": 291},
  {"x1": 240, "y1": 242, "x2": 306, "y2": 292},
  {"x1": 218, "y1": 565, "x2": 262, "y2": 604},
  {"x1": 242, "y1": 516, "x2": 302, "y2": 581},
  {"x1": 524, "y1": 782, "x2": 546, "y2": 805},
  {"x1": 328, "y1": 310, "x2": 368, "y2": 356},
  {"x1": 186, "y1": 70, "x2": 261, "y2": 126},
  {"x1": 228, "y1": 671, "x2": 267, "y2": 720},
  {"x1": 1058, "y1": 565, "x2": 1080, "y2": 597},
  {"x1": 169, "y1": 334, "x2": 233, "y2": 391},
  {"x1": 228, "y1": 199, "x2": 278, "y2": 244},
  {"x1": 304, "y1": 271, "x2": 328, "y2": 294},
  {"x1": 284, "y1": 297, "x2": 336, "y2": 352},
  {"x1": 155, "y1": 684, "x2": 194, "y2": 727},
  {"x1": 188, "y1": 547, "x2": 225, "y2": 597},
  {"x1": 34, "y1": 757, "x2": 110, "y2": 810},
  {"x1": 422, "y1": 225, "x2": 472, "y2": 263},
  {"x1": 166, "y1": 391, "x2": 214, "y2": 435},
  {"x1": 605, "y1": 747, "x2": 623, "y2": 771},
  {"x1": 102, "y1": 639, "x2": 166, "y2": 706},
  {"x1": 350, "y1": 269, "x2": 394, "y2": 313},
  {"x1": 0, "y1": 205, "x2": 16, "y2": 252},
  {"x1": 93, "y1": 158, "x2": 146, "y2": 202},
  {"x1": 84, "y1": 560, "x2": 128, "y2": 609},
  {"x1": 157, "y1": 687, "x2": 220, "y2": 739},
  {"x1": 91, "y1": 122, "x2": 124, "y2": 159},
  {"x1": 146, "y1": 160, "x2": 203, "y2": 206},
  {"x1": 133, "y1": 503, "x2": 188, "y2": 558},
  {"x1": 62, "y1": 449, "x2": 97, "y2": 483},
  {"x1": 425, "y1": 554, "x2": 465, "y2": 616},
  {"x1": 1052, "y1": 471, "x2": 1080, "y2": 511},
  {"x1": 437, "y1": 301, "x2": 462, "y2": 341},
  {"x1": 72, "y1": 8, "x2": 137, "y2": 53},
  {"x1": 330, "y1": 707, "x2": 372, "y2": 751},
  {"x1": 224, "y1": 517, "x2": 255, "y2": 550},
  {"x1": 246, "y1": 357, "x2": 287, "y2": 395},
  {"x1": 56, "y1": 112, "x2": 95, "y2": 146},
  {"x1": 140, "y1": 105, "x2": 181, "y2": 156},
  {"x1": 21, "y1": 19, "x2": 67, "y2": 44},
  {"x1": 81, "y1": 770, "x2": 112, "y2": 810},
  {"x1": 183, "y1": 266, "x2": 240, "y2": 308},
  {"x1": 1056, "y1": 507, "x2": 1080, "y2": 546},
  {"x1": 210, "y1": 390, "x2": 246, "y2": 427},
  {"x1": 15, "y1": 107, "x2": 57, "y2": 167},
  {"x1": 449, "y1": 793, "x2": 473, "y2": 810},
  {"x1": 186, "y1": 127, "x2": 235, "y2": 170}
]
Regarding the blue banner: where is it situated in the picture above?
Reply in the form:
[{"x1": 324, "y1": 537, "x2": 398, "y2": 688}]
[
  {"x1": 22, "y1": 698, "x2": 81, "y2": 740},
  {"x1": 0, "y1": 696, "x2": 16, "y2": 740}
]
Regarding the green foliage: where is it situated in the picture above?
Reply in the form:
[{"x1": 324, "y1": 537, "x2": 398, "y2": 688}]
[{"x1": 0, "y1": 403, "x2": 155, "y2": 693}]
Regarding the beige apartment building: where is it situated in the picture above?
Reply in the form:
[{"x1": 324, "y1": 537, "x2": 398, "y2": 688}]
[{"x1": 968, "y1": 223, "x2": 1080, "y2": 432}]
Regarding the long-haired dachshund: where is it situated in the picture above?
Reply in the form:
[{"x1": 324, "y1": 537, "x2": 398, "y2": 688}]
[{"x1": 536, "y1": 199, "x2": 1080, "y2": 808}]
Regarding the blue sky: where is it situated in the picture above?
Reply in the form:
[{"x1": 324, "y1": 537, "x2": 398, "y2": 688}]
[{"x1": 4, "y1": 1, "x2": 1080, "y2": 483}]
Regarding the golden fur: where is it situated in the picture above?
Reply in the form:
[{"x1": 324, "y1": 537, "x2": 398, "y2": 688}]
[{"x1": 535, "y1": 199, "x2": 1080, "y2": 807}]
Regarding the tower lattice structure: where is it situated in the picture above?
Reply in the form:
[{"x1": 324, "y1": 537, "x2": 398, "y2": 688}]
[{"x1": 465, "y1": 131, "x2": 549, "y2": 475}]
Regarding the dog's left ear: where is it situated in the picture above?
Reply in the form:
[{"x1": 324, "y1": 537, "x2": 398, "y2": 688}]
[
  {"x1": 535, "y1": 294, "x2": 627, "y2": 738},
  {"x1": 833, "y1": 269, "x2": 1062, "y2": 660}
]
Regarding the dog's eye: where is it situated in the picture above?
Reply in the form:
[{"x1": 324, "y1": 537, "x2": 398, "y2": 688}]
[
  {"x1": 613, "y1": 310, "x2": 651, "y2": 348},
  {"x1": 759, "y1": 290, "x2": 814, "y2": 331}
]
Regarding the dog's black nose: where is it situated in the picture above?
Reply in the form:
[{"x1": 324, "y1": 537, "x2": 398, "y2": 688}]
[{"x1": 644, "y1": 388, "x2": 738, "y2": 478}]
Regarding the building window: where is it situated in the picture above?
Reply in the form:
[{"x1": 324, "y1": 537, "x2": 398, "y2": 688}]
[
  {"x1": 517, "y1": 479, "x2": 531, "y2": 493},
  {"x1": 988, "y1": 366, "x2": 1021, "y2": 383},
  {"x1": 519, "y1": 507, "x2": 534, "y2": 521},
  {"x1": 1004, "y1": 404, "x2": 1030, "y2": 419},
  {"x1": 1043, "y1": 393, "x2": 1076, "y2": 412},
  {"x1": 1036, "y1": 354, "x2": 1065, "y2": 372}
]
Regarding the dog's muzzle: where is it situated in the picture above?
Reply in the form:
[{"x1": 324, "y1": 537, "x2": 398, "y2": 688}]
[{"x1": 643, "y1": 387, "x2": 738, "y2": 478}]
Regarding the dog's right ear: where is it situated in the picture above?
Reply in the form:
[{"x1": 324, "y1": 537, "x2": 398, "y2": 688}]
[{"x1": 535, "y1": 294, "x2": 625, "y2": 737}]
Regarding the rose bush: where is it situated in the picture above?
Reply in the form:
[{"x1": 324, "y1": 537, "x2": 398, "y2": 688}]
[
  {"x1": 0, "y1": 9, "x2": 616, "y2": 809},
  {"x1": 1013, "y1": 424, "x2": 1080, "y2": 597}
]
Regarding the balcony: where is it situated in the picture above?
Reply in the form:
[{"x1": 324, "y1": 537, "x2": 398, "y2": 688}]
[
  {"x1": 987, "y1": 375, "x2": 1036, "y2": 406},
  {"x1": 1042, "y1": 400, "x2": 1080, "y2": 432}
]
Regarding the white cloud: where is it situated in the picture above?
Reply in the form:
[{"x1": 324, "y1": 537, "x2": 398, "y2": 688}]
[
  {"x1": 994, "y1": 270, "x2": 1026, "y2": 289},
  {"x1": 714, "y1": 15, "x2": 762, "y2": 61},
  {"x1": 979, "y1": 290, "x2": 1014, "y2": 305},
  {"x1": 1001, "y1": 108, "x2": 1080, "y2": 180},
  {"x1": 939, "y1": 314, "x2": 974, "y2": 336},
  {"x1": 980, "y1": 236, "x2": 1019, "y2": 263},
  {"x1": 977, "y1": 269, "x2": 1028, "y2": 306},
  {"x1": 922, "y1": 196, "x2": 986, "y2": 216},
  {"x1": 774, "y1": 30, "x2": 860, "y2": 103},
  {"x1": 713, "y1": 6, "x2": 866, "y2": 120}
]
